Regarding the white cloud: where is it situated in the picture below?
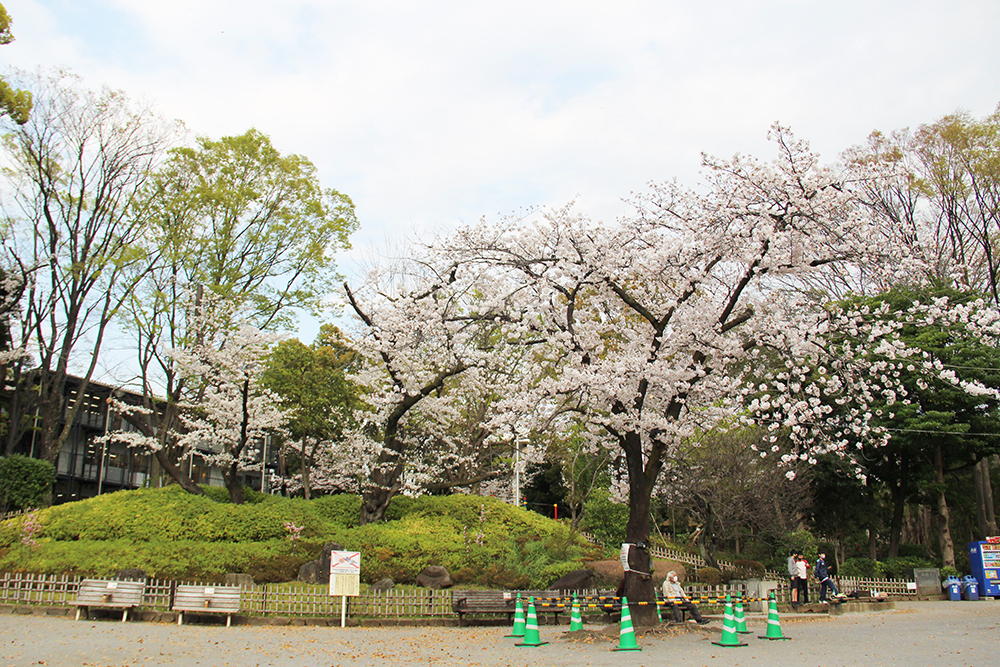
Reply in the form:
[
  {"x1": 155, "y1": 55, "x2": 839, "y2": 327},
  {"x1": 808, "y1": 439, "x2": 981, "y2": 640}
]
[{"x1": 4, "y1": 0, "x2": 1000, "y2": 338}]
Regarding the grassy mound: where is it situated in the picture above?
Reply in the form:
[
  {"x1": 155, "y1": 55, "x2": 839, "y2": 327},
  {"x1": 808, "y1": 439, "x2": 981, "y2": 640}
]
[{"x1": 0, "y1": 487, "x2": 600, "y2": 587}]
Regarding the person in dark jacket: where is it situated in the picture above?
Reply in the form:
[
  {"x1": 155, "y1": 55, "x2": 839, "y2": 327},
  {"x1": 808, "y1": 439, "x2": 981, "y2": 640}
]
[{"x1": 816, "y1": 552, "x2": 841, "y2": 602}]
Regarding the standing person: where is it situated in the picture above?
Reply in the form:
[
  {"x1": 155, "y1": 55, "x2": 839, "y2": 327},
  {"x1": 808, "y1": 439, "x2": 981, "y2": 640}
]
[
  {"x1": 796, "y1": 554, "x2": 810, "y2": 604},
  {"x1": 787, "y1": 552, "x2": 799, "y2": 605},
  {"x1": 662, "y1": 571, "x2": 711, "y2": 625},
  {"x1": 816, "y1": 552, "x2": 840, "y2": 602}
]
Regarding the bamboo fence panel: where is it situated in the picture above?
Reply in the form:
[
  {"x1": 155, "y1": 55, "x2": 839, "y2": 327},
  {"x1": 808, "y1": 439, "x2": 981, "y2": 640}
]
[{"x1": 0, "y1": 572, "x2": 917, "y2": 618}]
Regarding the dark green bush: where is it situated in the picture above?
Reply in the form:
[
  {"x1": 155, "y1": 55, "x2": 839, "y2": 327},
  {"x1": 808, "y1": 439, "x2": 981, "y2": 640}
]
[
  {"x1": 201, "y1": 485, "x2": 269, "y2": 504},
  {"x1": 696, "y1": 566, "x2": 723, "y2": 585},
  {"x1": 840, "y1": 557, "x2": 877, "y2": 577},
  {"x1": 0, "y1": 456, "x2": 55, "y2": 512},
  {"x1": 728, "y1": 559, "x2": 765, "y2": 580},
  {"x1": 875, "y1": 556, "x2": 936, "y2": 578},
  {"x1": 580, "y1": 489, "x2": 628, "y2": 548}
]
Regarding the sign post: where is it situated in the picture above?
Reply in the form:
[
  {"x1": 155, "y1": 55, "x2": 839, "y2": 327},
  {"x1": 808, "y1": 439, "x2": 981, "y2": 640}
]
[{"x1": 329, "y1": 551, "x2": 361, "y2": 627}]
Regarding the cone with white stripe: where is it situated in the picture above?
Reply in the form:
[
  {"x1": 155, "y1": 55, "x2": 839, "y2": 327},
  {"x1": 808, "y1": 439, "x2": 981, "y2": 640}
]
[
  {"x1": 712, "y1": 594, "x2": 748, "y2": 647},
  {"x1": 566, "y1": 594, "x2": 584, "y2": 632},
  {"x1": 505, "y1": 594, "x2": 525, "y2": 638},
  {"x1": 611, "y1": 597, "x2": 642, "y2": 652},
  {"x1": 734, "y1": 593, "x2": 751, "y2": 634},
  {"x1": 515, "y1": 597, "x2": 549, "y2": 647},
  {"x1": 758, "y1": 591, "x2": 791, "y2": 641}
]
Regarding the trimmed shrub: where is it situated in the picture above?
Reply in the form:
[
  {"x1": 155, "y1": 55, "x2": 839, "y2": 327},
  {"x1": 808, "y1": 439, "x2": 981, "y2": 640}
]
[
  {"x1": 0, "y1": 487, "x2": 595, "y2": 586},
  {"x1": 728, "y1": 559, "x2": 765, "y2": 580},
  {"x1": 839, "y1": 557, "x2": 877, "y2": 577},
  {"x1": 0, "y1": 456, "x2": 55, "y2": 512},
  {"x1": 695, "y1": 566, "x2": 723, "y2": 585},
  {"x1": 875, "y1": 557, "x2": 935, "y2": 578}
]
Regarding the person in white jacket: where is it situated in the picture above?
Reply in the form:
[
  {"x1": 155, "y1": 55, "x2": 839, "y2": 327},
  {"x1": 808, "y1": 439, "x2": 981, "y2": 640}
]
[{"x1": 662, "y1": 571, "x2": 710, "y2": 625}]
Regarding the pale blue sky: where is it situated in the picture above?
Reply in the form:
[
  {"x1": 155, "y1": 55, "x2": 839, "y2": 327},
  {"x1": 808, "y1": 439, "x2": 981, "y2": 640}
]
[{"x1": 2, "y1": 0, "x2": 1000, "y2": 370}]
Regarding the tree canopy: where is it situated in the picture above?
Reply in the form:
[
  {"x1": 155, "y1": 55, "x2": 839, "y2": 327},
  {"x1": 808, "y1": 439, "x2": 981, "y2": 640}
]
[{"x1": 0, "y1": 5, "x2": 32, "y2": 125}]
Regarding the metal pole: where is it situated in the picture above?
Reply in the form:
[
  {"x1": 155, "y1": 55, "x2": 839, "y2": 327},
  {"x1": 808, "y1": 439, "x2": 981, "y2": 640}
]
[
  {"x1": 261, "y1": 434, "x2": 269, "y2": 494},
  {"x1": 97, "y1": 396, "x2": 112, "y2": 495},
  {"x1": 513, "y1": 438, "x2": 521, "y2": 506}
]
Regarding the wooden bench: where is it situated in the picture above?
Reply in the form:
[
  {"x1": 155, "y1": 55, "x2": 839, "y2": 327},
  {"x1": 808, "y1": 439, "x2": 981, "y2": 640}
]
[
  {"x1": 71, "y1": 579, "x2": 146, "y2": 622},
  {"x1": 172, "y1": 585, "x2": 242, "y2": 627},
  {"x1": 451, "y1": 590, "x2": 563, "y2": 626}
]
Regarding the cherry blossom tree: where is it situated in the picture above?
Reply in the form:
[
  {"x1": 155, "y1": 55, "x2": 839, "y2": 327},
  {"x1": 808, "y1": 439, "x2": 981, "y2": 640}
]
[
  {"x1": 107, "y1": 296, "x2": 287, "y2": 503},
  {"x1": 342, "y1": 125, "x2": 1000, "y2": 621},
  {"x1": 170, "y1": 322, "x2": 286, "y2": 504},
  {"x1": 427, "y1": 126, "x2": 929, "y2": 620},
  {"x1": 342, "y1": 255, "x2": 530, "y2": 524}
]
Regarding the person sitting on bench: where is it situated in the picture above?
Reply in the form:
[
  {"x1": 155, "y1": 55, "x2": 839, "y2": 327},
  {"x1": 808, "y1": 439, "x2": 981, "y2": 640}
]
[{"x1": 662, "y1": 571, "x2": 710, "y2": 625}]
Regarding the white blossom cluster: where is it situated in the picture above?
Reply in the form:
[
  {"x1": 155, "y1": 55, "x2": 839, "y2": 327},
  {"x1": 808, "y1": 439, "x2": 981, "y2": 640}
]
[{"x1": 340, "y1": 125, "x2": 1000, "y2": 521}]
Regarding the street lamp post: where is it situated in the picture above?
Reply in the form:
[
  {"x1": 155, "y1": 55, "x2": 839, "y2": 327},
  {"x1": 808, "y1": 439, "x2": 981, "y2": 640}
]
[
  {"x1": 97, "y1": 396, "x2": 112, "y2": 495},
  {"x1": 97, "y1": 389, "x2": 122, "y2": 495},
  {"x1": 513, "y1": 436, "x2": 526, "y2": 507}
]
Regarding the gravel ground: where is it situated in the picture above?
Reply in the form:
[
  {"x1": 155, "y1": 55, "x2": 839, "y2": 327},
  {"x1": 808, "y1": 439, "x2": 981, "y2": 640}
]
[{"x1": 1, "y1": 600, "x2": 997, "y2": 667}]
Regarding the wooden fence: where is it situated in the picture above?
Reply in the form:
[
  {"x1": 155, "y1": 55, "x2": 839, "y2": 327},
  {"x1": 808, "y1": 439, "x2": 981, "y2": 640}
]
[
  {"x1": 0, "y1": 572, "x2": 919, "y2": 620},
  {"x1": 0, "y1": 573, "x2": 453, "y2": 618}
]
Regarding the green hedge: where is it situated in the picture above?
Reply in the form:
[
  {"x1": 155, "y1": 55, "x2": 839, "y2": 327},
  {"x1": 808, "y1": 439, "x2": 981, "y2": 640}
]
[
  {"x1": 0, "y1": 455, "x2": 55, "y2": 512},
  {"x1": 0, "y1": 488, "x2": 596, "y2": 587},
  {"x1": 0, "y1": 538, "x2": 320, "y2": 582}
]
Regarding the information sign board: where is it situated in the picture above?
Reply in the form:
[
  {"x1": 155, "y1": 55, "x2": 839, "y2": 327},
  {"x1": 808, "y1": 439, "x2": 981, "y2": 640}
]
[{"x1": 329, "y1": 551, "x2": 361, "y2": 597}]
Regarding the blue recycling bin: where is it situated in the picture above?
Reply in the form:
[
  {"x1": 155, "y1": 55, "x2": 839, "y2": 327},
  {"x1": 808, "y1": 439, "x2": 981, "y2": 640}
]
[
  {"x1": 943, "y1": 576, "x2": 962, "y2": 601},
  {"x1": 962, "y1": 575, "x2": 980, "y2": 601}
]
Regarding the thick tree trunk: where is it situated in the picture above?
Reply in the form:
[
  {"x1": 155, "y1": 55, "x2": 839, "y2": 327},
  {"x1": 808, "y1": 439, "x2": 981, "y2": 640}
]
[
  {"x1": 359, "y1": 451, "x2": 405, "y2": 524},
  {"x1": 933, "y1": 445, "x2": 956, "y2": 568},
  {"x1": 301, "y1": 458, "x2": 312, "y2": 501},
  {"x1": 153, "y1": 449, "x2": 204, "y2": 495},
  {"x1": 620, "y1": 431, "x2": 656, "y2": 626},
  {"x1": 224, "y1": 461, "x2": 246, "y2": 505},
  {"x1": 887, "y1": 453, "x2": 909, "y2": 558},
  {"x1": 974, "y1": 458, "x2": 998, "y2": 538}
]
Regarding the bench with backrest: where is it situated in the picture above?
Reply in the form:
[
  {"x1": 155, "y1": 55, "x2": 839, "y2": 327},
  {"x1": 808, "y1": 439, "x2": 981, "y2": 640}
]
[
  {"x1": 71, "y1": 579, "x2": 146, "y2": 622},
  {"x1": 172, "y1": 584, "x2": 242, "y2": 627},
  {"x1": 451, "y1": 590, "x2": 564, "y2": 626}
]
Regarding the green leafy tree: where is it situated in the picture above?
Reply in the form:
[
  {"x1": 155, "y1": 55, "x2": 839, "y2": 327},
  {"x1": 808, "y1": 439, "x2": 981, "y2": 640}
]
[
  {"x1": 0, "y1": 5, "x2": 31, "y2": 124},
  {"x1": 260, "y1": 325, "x2": 360, "y2": 500},
  {"x1": 831, "y1": 285, "x2": 1000, "y2": 567},
  {"x1": 113, "y1": 129, "x2": 357, "y2": 493}
]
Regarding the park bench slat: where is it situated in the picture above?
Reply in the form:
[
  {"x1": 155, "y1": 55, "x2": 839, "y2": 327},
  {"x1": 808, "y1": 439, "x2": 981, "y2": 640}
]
[
  {"x1": 172, "y1": 585, "x2": 242, "y2": 627},
  {"x1": 451, "y1": 590, "x2": 564, "y2": 627},
  {"x1": 71, "y1": 579, "x2": 146, "y2": 622}
]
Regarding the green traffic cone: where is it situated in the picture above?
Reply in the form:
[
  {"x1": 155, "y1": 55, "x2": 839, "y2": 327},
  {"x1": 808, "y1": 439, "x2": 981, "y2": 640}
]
[
  {"x1": 505, "y1": 594, "x2": 525, "y2": 638},
  {"x1": 515, "y1": 597, "x2": 549, "y2": 647},
  {"x1": 566, "y1": 594, "x2": 584, "y2": 632},
  {"x1": 758, "y1": 592, "x2": 791, "y2": 640},
  {"x1": 734, "y1": 594, "x2": 751, "y2": 634},
  {"x1": 611, "y1": 596, "x2": 642, "y2": 652},
  {"x1": 712, "y1": 594, "x2": 749, "y2": 647},
  {"x1": 655, "y1": 596, "x2": 663, "y2": 624}
]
